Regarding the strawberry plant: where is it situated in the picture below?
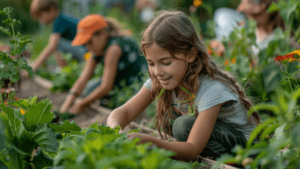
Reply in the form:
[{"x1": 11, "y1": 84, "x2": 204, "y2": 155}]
[{"x1": 1, "y1": 96, "x2": 201, "y2": 169}]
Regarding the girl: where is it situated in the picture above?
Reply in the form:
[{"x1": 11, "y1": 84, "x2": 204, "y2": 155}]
[
  {"x1": 60, "y1": 14, "x2": 147, "y2": 114},
  {"x1": 107, "y1": 11, "x2": 260, "y2": 161},
  {"x1": 212, "y1": 0, "x2": 284, "y2": 63}
]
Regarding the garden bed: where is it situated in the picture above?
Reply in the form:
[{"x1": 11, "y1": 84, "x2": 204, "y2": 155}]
[{"x1": 16, "y1": 75, "x2": 238, "y2": 169}]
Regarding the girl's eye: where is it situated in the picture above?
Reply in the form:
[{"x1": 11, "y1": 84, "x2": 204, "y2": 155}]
[
  {"x1": 148, "y1": 63, "x2": 154, "y2": 66},
  {"x1": 163, "y1": 62, "x2": 172, "y2": 65}
]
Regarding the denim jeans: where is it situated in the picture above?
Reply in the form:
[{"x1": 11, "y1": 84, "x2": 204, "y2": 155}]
[
  {"x1": 171, "y1": 115, "x2": 247, "y2": 159},
  {"x1": 57, "y1": 38, "x2": 87, "y2": 62},
  {"x1": 214, "y1": 8, "x2": 246, "y2": 40}
]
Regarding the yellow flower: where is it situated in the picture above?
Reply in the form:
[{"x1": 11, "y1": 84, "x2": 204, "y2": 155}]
[
  {"x1": 20, "y1": 109, "x2": 26, "y2": 115},
  {"x1": 193, "y1": 0, "x2": 203, "y2": 7},
  {"x1": 231, "y1": 58, "x2": 236, "y2": 64},
  {"x1": 288, "y1": 50, "x2": 300, "y2": 56},
  {"x1": 83, "y1": 52, "x2": 91, "y2": 61},
  {"x1": 224, "y1": 60, "x2": 229, "y2": 66},
  {"x1": 289, "y1": 58, "x2": 297, "y2": 62}
]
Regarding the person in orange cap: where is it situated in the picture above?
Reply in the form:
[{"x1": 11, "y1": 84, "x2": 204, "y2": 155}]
[
  {"x1": 60, "y1": 14, "x2": 147, "y2": 114},
  {"x1": 23, "y1": 0, "x2": 87, "y2": 77}
]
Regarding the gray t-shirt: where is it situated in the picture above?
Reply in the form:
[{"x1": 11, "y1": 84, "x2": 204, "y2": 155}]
[{"x1": 143, "y1": 74, "x2": 256, "y2": 140}]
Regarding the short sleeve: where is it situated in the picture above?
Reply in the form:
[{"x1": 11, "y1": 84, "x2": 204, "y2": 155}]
[
  {"x1": 196, "y1": 82, "x2": 238, "y2": 113},
  {"x1": 143, "y1": 78, "x2": 152, "y2": 91},
  {"x1": 53, "y1": 15, "x2": 67, "y2": 34}
]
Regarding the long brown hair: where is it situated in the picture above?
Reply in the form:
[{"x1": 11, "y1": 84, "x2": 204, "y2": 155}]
[
  {"x1": 92, "y1": 17, "x2": 128, "y2": 39},
  {"x1": 260, "y1": 0, "x2": 285, "y2": 30},
  {"x1": 30, "y1": 0, "x2": 59, "y2": 19},
  {"x1": 141, "y1": 11, "x2": 261, "y2": 140}
]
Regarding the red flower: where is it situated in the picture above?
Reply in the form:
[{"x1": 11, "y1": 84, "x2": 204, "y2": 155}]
[
  {"x1": 189, "y1": 94, "x2": 195, "y2": 100},
  {"x1": 14, "y1": 97, "x2": 19, "y2": 101},
  {"x1": 275, "y1": 53, "x2": 294, "y2": 61},
  {"x1": 4, "y1": 101, "x2": 8, "y2": 104}
]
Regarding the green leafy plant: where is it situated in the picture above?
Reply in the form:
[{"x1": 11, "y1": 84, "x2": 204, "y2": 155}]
[
  {"x1": 0, "y1": 7, "x2": 33, "y2": 88},
  {"x1": 213, "y1": 87, "x2": 300, "y2": 169}
]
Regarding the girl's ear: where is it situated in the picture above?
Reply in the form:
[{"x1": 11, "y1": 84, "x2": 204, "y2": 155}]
[{"x1": 187, "y1": 47, "x2": 197, "y2": 63}]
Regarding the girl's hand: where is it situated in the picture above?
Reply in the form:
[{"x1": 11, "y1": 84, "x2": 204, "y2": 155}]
[
  {"x1": 127, "y1": 133, "x2": 151, "y2": 144},
  {"x1": 60, "y1": 94, "x2": 76, "y2": 113},
  {"x1": 69, "y1": 101, "x2": 87, "y2": 114},
  {"x1": 21, "y1": 70, "x2": 30, "y2": 79}
]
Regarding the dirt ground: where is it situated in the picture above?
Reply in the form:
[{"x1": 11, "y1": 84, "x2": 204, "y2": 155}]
[{"x1": 16, "y1": 77, "x2": 149, "y2": 128}]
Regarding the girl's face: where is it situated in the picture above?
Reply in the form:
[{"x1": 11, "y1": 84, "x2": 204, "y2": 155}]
[
  {"x1": 38, "y1": 8, "x2": 56, "y2": 25},
  {"x1": 85, "y1": 29, "x2": 108, "y2": 56},
  {"x1": 145, "y1": 43, "x2": 189, "y2": 91},
  {"x1": 237, "y1": 0, "x2": 265, "y2": 19}
]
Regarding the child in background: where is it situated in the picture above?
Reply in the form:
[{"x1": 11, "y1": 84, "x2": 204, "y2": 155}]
[
  {"x1": 211, "y1": 0, "x2": 284, "y2": 64},
  {"x1": 107, "y1": 11, "x2": 260, "y2": 161},
  {"x1": 59, "y1": 14, "x2": 147, "y2": 114},
  {"x1": 27, "y1": 0, "x2": 87, "y2": 74}
]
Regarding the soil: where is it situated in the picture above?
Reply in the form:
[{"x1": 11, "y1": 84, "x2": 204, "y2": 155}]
[{"x1": 16, "y1": 78, "x2": 149, "y2": 128}]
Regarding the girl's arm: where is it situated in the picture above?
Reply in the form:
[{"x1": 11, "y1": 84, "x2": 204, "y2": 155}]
[
  {"x1": 31, "y1": 33, "x2": 60, "y2": 71},
  {"x1": 128, "y1": 103, "x2": 222, "y2": 162},
  {"x1": 107, "y1": 86, "x2": 154, "y2": 130},
  {"x1": 59, "y1": 54, "x2": 97, "y2": 112},
  {"x1": 79, "y1": 45, "x2": 122, "y2": 106}
]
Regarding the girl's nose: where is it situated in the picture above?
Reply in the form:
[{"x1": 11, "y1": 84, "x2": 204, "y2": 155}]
[{"x1": 154, "y1": 66, "x2": 164, "y2": 77}]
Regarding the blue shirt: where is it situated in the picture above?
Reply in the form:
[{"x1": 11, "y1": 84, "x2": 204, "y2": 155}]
[{"x1": 53, "y1": 13, "x2": 78, "y2": 40}]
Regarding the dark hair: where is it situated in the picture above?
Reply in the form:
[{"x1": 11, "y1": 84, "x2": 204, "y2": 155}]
[
  {"x1": 30, "y1": 0, "x2": 59, "y2": 18},
  {"x1": 92, "y1": 18, "x2": 123, "y2": 39},
  {"x1": 141, "y1": 11, "x2": 261, "y2": 140},
  {"x1": 261, "y1": 0, "x2": 285, "y2": 30}
]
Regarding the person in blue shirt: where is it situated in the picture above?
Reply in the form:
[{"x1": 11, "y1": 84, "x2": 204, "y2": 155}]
[{"x1": 25, "y1": 0, "x2": 87, "y2": 76}]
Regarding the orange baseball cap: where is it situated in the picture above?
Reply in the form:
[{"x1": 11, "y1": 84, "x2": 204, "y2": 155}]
[{"x1": 72, "y1": 14, "x2": 107, "y2": 46}]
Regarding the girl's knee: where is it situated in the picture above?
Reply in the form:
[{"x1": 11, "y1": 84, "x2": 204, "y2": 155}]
[{"x1": 172, "y1": 115, "x2": 196, "y2": 141}]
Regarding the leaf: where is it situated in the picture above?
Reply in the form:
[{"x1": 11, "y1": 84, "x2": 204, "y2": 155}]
[
  {"x1": 128, "y1": 128, "x2": 141, "y2": 134},
  {"x1": 0, "y1": 104, "x2": 23, "y2": 137},
  {"x1": 0, "y1": 26, "x2": 11, "y2": 36},
  {"x1": 274, "y1": 123, "x2": 286, "y2": 140},
  {"x1": 84, "y1": 133, "x2": 119, "y2": 153},
  {"x1": 29, "y1": 96, "x2": 38, "y2": 105},
  {"x1": 268, "y1": 3, "x2": 280, "y2": 13},
  {"x1": 188, "y1": 105, "x2": 195, "y2": 115},
  {"x1": 31, "y1": 150, "x2": 53, "y2": 169},
  {"x1": 156, "y1": 88, "x2": 165, "y2": 101},
  {"x1": 248, "y1": 103, "x2": 279, "y2": 117},
  {"x1": 292, "y1": 124, "x2": 300, "y2": 147},
  {"x1": 32, "y1": 125, "x2": 59, "y2": 153},
  {"x1": 262, "y1": 62, "x2": 283, "y2": 93},
  {"x1": 3, "y1": 7, "x2": 13, "y2": 15},
  {"x1": 49, "y1": 120, "x2": 81, "y2": 133},
  {"x1": 246, "y1": 118, "x2": 276, "y2": 148},
  {"x1": 25, "y1": 100, "x2": 53, "y2": 131},
  {"x1": 0, "y1": 119, "x2": 6, "y2": 152},
  {"x1": 259, "y1": 124, "x2": 280, "y2": 141},
  {"x1": 179, "y1": 86, "x2": 191, "y2": 96},
  {"x1": 6, "y1": 147, "x2": 26, "y2": 169}
]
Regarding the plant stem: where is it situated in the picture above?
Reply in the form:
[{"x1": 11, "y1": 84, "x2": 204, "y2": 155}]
[
  {"x1": 285, "y1": 64, "x2": 294, "y2": 93},
  {"x1": 8, "y1": 14, "x2": 16, "y2": 55}
]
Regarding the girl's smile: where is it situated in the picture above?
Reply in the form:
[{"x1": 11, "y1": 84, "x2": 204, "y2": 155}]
[{"x1": 145, "y1": 43, "x2": 188, "y2": 90}]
